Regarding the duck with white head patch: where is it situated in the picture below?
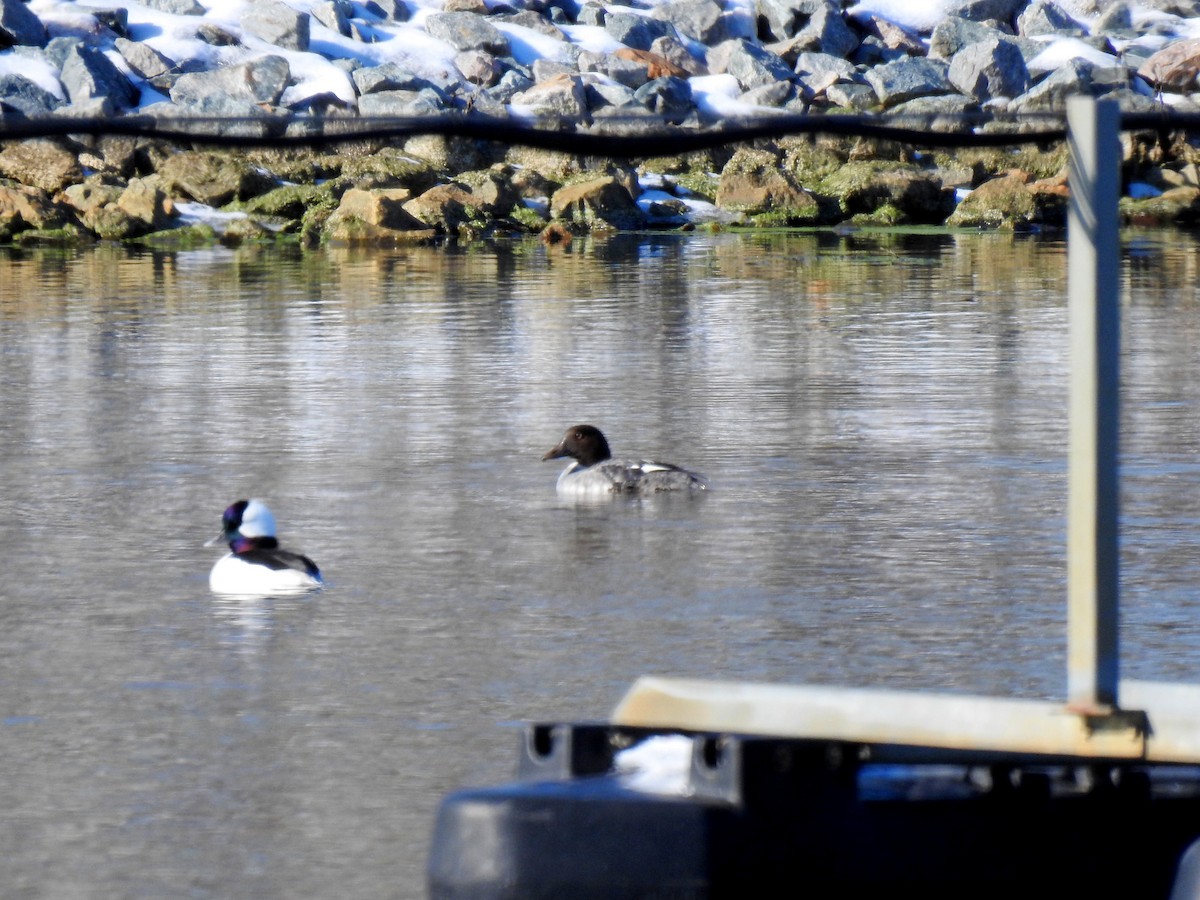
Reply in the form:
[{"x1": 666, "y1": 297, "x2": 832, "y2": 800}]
[
  {"x1": 542, "y1": 424, "x2": 708, "y2": 498},
  {"x1": 207, "y1": 499, "x2": 323, "y2": 596}
]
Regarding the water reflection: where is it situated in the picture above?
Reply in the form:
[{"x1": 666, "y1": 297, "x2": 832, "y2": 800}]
[{"x1": 2, "y1": 230, "x2": 1200, "y2": 897}]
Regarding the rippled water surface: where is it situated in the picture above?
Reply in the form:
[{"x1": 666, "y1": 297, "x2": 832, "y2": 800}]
[{"x1": 3, "y1": 230, "x2": 1200, "y2": 897}]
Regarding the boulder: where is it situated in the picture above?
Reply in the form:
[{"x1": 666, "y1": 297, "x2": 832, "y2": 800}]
[
  {"x1": 61, "y1": 43, "x2": 139, "y2": 112},
  {"x1": 118, "y1": 177, "x2": 177, "y2": 231},
  {"x1": 794, "y1": 2, "x2": 859, "y2": 58},
  {"x1": 114, "y1": 38, "x2": 176, "y2": 80},
  {"x1": 1138, "y1": 38, "x2": 1200, "y2": 93},
  {"x1": 425, "y1": 12, "x2": 510, "y2": 55},
  {"x1": 0, "y1": 181, "x2": 66, "y2": 237},
  {"x1": 756, "y1": 0, "x2": 827, "y2": 42},
  {"x1": 818, "y1": 161, "x2": 954, "y2": 224},
  {"x1": 403, "y1": 182, "x2": 490, "y2": 231},
  {"x1": 141, "y1": 0, "x2": 206, "y2": 13},
  {"x1": 325, "y1": 187, "x2": 436, "y2": 243},
  {"x1": 550, "y1": 176, "x2": 647, "y2": 229},
  {"x1": 949, "y1": 37, "x2": 1031, "y2": 101},
  {"x1": 604, "y1": 12, "x2": 676, "y2": 52},
  {"x1": 946, "y1": 171, "x2": 1038, "y2": 229},
  {"x1": 648, "y1": 0, "x2": 726, "y2": 45},
  {"x1": 0, "y1": 140, "x2": 82, "y2": 193},
  {"x1": 942, "y1": 0, "x2": 1026, "y2": 25},
  {"x1": 157, "y1": 151, "x2": 277, "y2": 206},
  {"x1": 358, "y1": 89, "x2": 446, "y2": 116},
  {"x1": 864, "y1": 56, "x2": 955, "y2": 108},
  {"x1": 1017, "y1": 0, "x2": 1086, "y2": 37},
  {"x1": 170, "y1": 56, "x2": 291, "y2": 108},
  {"x1": 0, "y1": 0, "x2": 46, "y2": 49},
  {"x1": 312, "y1": 0, "x2": 353, "y2": 36},
  {"x1": 510, "y1": 73, "x2": 588, "y2": 119},
  {"x1": 716, "y1": 147, "x2": 819, "y2": 221},
  {"x1": 708, "y1": 38, "x2": 794, "y2": 91},
  {"x1": 0, "y1": 74, "x2": 62, "y2": 116},
  {"x1": 243, "y1": 0, "x2": 310, "y2": 51},
  {"x1": 60, "y1": 180, "x2": 140, "y2": 239}
]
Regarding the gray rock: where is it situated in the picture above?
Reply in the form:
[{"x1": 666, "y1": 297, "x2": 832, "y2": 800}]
[
  {"x1": 243, "y1": 0, "x2": 311, "y2": 51},
  {"x1": 948, "y1": 37, "x2": 1031, "y2": 100},
  {"x1": 1095, "y1": 2, "x2": 1134, "y2": 33},
  {"x1": 141, "y1": 0, "x2": 205, "y2": 13},
  {"x1": 708, "y1": 38, "x2": 794, "y2": 91},
  {"x1": 363, "y1": 0, "x2": 411, "y2": 22},
  {"x1": 158, "y1": 150, "x2": 278, "y2": 206},
  {"x1": 795, "y1": 2, "x2": 859, "y2": 58},
  {"x1": 576, "y1": 4, "x2": 605, "y2": 26},
  {"x1": 864, "y1": 56, "x2": 954, "y2": 108},
  {"x1": 484, "y1": 68, "x2": 535, "y2": 103},
  {"x1": 716, "y1": 147, "x2": 817, "y2": 220},
  {"x1": 510, "y1": 72, "x2": 588, "y2": 119},
  {"x1": 456, "y1": 50, "x2": 504, "y2": 87},
  {"x1": 38, "y1": 37, "x2": 77, "y2": 69},
  {"x1": 353, "y1": 62, "x2": 447, "y2": 96},
  {"x1": 312, "y1": 0, "x2": 353, "y2": 36},
  {"x1": 852, "y1": 37, "x2": 908, "y2": 67},
  {"x1": 0, "y1": 0, "x2": 48, "y2": 48},
  {"x1": 632, "y1": 75, "x2": 692, "y2": 121},
  {"x1": 494, "y1": 10, "x2": 567, "y2": 40},
  {"x1": 196, "y1": 23, "x2": 240, "y2": 46},
  {"x1": 604, "y1": 12, "x2": 676, "y2": 51},
  {"x1": 0, "y1": 74, "x2": 62, "y2": 116},
  {"x1": 756, "y1": 0, "x2": 826, "y2": 42},
  {"x1": 889, "y1": 93, "x2": 980, "y2": 119},
  {"x1": 0, "y1": 138, "x2": 81, "y2": 192},
  {"x1": 943, "y1": 0, "x2": 1026, "y2": 24},
  {"x1": 115, "y1": 37, "x2": 176, "y2": 80},
  {"x1": 824, "y1": 81, "x2": 876, "y2": 110},
  {"x1": 532, "y1": 58, "x2": 577, "y2": 87},
  {"x1": 928, "y1": 17, "x2": 1010, "y2": 59},
  {"x1": 793, "y1": 51, "x2": 858, "y2": 81},
  {"x1": 649, "y1": 0, "x2": 725, "y2": 45},
  {"x1": 156, "y1": 96, "x2": 287, "y2": 131},
  {"x1": 578, "y1": 52, "x2": 649, "y2": 88},
  {"x1": 90, "y1": 8, "x2": 131, "y2": 39},
  {"x1": 739, "y1": 79, "x2": 795, "y2": 107},
  {"x1": 61, "y1": 43, "x2": 140, "y2": 112},
  {"x1": 550, "y1": 175, "x2": 647, "y2": 230},
  {"x1": 1008, "y1": 58, "x2": 1094, "y2": 111},
  {"x1": 858, "y1": 15, "x2": 926, "y2": 56},
  {"x1": 426, "y1": 12, "x2": 510, "y2": 55},
  {"x1": 171, "y1": 56, "x2": 291, "y2": 107},
  {"x1": 584, "y1": 77, "x2": 636, "y2": 108},
  {"x1": 1017, "y1": 0, "x2": 1086, "y2": 37},
  {"x1": 650, "y1": 36, "x2": 707, "y2": 76},
  {"x1": 358, "y1": 89, "x2": 447, "y2": 115}
]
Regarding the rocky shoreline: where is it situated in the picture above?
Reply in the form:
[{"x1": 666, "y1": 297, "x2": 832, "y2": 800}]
[{"x1": 3, "y1": 0, "x2": 1200, "y2": 246}]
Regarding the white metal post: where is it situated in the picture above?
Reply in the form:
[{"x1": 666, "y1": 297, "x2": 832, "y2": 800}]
[{"x1": 1066, "y1": 97, "x2": 1121, "y2": 711}]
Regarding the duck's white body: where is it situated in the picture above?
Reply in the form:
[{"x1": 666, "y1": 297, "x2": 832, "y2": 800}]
[
  {"x1": 207, "y1": 499, "x2": 323, "y2": 596},
  {"x1": 543, "y1": 425, "x2": 708, "y2": 498},
  {"x1": 209, "y1": 552, "x2": 323, "y2": 595},
  {"x1": 554, "y1": 459, "x2": 707, "y2": 498}
]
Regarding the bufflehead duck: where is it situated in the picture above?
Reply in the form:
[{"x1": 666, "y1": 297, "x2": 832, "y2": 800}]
[
  {"x1": 542, "y1": 424, "x2": 708, "y2": 497},
  {"x1": 207, "y1": 499, "x2": 323, "y2": 596}
]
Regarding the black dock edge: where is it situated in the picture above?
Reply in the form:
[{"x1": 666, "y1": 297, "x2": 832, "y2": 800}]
[{"x1": 429, "y1": 722, "x2": 1200, "y2": 899}]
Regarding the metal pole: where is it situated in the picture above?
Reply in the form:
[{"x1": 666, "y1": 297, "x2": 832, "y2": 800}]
[{"x1": 1066, "y1": 97, "x2": 1121, "y2": 711}]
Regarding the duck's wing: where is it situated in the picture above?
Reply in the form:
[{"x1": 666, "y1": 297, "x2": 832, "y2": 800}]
[
  {"x1": 236, "y1": 546, "x2": 321, "y2": 578},
  {"x1": 631, "y1": 460, "x2": 709, "y2": 492}
]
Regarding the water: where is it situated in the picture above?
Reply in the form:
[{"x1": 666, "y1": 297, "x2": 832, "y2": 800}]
[{"x1": 3, "y1": 230, "x2": 1200, "y2": 898}]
